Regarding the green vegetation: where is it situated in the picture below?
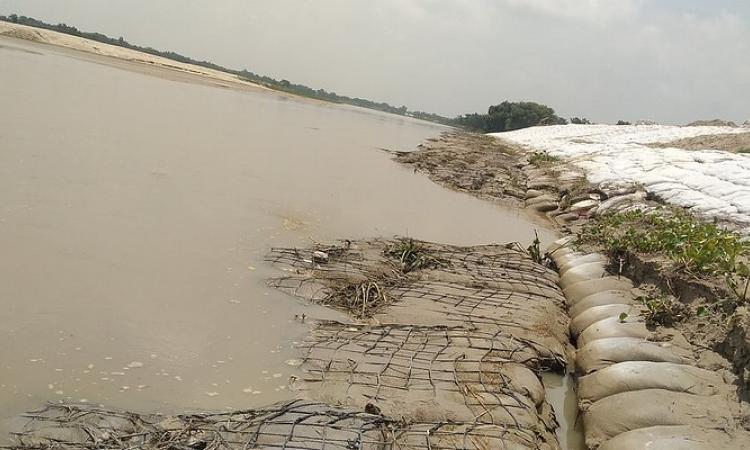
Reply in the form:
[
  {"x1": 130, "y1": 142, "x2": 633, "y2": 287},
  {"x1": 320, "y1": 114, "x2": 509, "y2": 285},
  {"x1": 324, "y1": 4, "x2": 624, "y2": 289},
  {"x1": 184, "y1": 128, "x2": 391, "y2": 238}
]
[
  {"x1": 453, "y1": 101, "x2": 567, "y2": 133},
  {"x1": 528, "y1": 151, "x2": 561, "y2": 166},
  {"x1": 637, "y1": 293, "x2": 690, "y2": 326},
  {"x1": 386, "y1": 239, "x2": 445, "y2": 273},
  {"x1": 570, "y1": 117, "x2": 591, "y2": 124},
  {"x1": 616, "y1": 120, "x2": 632, "y2": 125},
  {"x1": 526, "y1": 231, "x2": 543, "y2": 264},
  {"x1": 578, "y1": 208, "x2": 750, "y2": 300},
  {"x1": 737, "y1": 148, "x2": 750, "y2": 154}
]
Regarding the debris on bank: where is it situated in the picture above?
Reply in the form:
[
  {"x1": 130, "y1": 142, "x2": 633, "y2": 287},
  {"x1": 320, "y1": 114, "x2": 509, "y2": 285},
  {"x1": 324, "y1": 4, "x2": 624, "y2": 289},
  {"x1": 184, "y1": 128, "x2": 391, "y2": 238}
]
[{"x1": 8, "y1": 400, "x2": 552, "y2": 450}]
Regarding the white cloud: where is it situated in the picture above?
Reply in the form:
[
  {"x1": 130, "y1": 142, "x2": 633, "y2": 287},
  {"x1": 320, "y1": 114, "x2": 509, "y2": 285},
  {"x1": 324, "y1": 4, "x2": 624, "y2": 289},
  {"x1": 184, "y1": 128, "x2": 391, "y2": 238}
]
[{"x1": 500, "y1": 0, "x2": 646, "y2": 24}]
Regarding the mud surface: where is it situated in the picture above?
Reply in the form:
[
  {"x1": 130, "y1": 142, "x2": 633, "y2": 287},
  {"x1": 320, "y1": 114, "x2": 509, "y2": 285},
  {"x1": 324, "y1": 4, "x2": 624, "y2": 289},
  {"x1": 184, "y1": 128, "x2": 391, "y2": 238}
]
[{"x1": 394, "y1": 132, "x2": 527, "y2": 205}]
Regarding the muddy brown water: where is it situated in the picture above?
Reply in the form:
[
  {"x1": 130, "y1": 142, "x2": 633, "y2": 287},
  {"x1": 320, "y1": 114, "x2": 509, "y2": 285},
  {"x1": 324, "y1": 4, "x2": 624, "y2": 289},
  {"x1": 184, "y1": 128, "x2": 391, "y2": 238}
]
[{"x1": 0, "y1": 36, "x2": 562, "y2": 441}]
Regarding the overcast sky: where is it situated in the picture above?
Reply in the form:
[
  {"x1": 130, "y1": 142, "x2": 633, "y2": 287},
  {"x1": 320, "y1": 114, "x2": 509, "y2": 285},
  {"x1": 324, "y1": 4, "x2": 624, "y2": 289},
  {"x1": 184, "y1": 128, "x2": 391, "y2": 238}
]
[{"x1": 2, "y1": 0, "x2": 749, "y2": 124}]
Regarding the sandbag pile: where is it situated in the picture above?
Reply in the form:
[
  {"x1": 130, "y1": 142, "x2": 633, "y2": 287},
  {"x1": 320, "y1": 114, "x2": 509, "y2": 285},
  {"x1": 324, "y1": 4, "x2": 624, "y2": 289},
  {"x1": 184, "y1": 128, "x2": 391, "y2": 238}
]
[
  {"x1": 496, "y1": 124, "x2": 750, "y2": 229},
  {"x1": 268, "y1": 239, "x2": 574, "y2": 449},
  {"x1": 547, "y1": 237, "x2": 750, "y2": 449},
  {"x1": 522, "y1": 164, "x2": 657, "y2": 229}
]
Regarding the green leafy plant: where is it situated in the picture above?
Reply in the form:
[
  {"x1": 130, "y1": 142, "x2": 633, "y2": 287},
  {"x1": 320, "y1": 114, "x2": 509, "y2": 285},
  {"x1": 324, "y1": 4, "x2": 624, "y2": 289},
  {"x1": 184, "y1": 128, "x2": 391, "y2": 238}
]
[
  {"x1": 578, "y1": 208, "x2": 750, "y2": 302},
  {"x1": 526, "y1": 231, "x2": 543, "y2": 264},
  {"x1": 385, "y1": 239, "x2": 445, "y2": 273},
  {"x1": 637, "y1": 294, "x2": 690, "y2": 326}
]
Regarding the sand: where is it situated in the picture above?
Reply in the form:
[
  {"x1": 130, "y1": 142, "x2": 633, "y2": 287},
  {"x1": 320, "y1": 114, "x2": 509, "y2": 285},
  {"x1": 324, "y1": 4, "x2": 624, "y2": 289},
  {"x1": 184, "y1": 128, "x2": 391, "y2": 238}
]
[{"x1": 0, "y1": 21, "x2": 267, "y2": 91}]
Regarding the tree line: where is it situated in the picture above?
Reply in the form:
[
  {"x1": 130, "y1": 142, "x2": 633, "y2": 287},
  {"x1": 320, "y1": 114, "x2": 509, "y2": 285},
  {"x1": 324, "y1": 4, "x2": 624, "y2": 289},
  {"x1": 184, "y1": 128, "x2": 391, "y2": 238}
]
[{"x1": 2, "y1": 14, "x2": 615, "y2": 132}]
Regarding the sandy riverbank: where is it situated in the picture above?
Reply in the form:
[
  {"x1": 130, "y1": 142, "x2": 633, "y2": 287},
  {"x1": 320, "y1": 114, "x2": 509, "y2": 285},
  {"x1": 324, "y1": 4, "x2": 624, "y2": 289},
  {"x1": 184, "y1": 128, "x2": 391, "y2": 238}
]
[{"x1": 0, "y1": 21, "x2": 267, "y2": 92}]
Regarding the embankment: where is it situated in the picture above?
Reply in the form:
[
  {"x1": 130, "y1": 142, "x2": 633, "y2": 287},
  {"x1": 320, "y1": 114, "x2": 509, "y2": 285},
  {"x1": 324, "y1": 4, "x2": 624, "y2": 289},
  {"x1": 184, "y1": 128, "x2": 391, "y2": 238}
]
[{"x1": 6, "y1": 239, "x2": 575, "y2": 449}]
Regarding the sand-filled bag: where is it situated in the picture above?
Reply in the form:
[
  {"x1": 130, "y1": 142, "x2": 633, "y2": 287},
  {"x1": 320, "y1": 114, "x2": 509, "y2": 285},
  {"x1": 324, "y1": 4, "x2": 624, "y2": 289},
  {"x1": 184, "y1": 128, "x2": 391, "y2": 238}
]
[
  {"x1": 598, "y1": 425, "x2": 750, "y2": 450},
  {"x1": 578, "y1": 361, "x2": 724, "y2": 405},
  {"x1": 563, "y1": 277, "x2": 634, "y2": 304},
  {"x1": 568, "y1": 290, "x2": 633, "y2": 318},
  {"x1": 582, "y1": 389, "x2": 736, "y2": 447},
  {"x1": 575, "y1": 337, "x2": 689, "y2": 374}
]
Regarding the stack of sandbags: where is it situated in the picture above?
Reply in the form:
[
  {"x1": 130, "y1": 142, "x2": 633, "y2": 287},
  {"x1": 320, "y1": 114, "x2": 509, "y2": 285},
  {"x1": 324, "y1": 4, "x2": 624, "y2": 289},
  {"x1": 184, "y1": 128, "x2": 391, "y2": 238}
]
[{"x1": 547, "y1": 238, "x2": 750, "y2": 449}]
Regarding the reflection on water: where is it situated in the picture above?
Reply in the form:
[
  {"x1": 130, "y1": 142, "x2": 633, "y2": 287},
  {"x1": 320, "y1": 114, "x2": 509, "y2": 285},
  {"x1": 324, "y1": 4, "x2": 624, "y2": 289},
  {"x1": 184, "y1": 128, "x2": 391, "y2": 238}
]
[
  {"x1": 0, "y1": 37, "x2": 554, "y2": 437},
  {"x1": 542, "y1": 372, "x2": 586, "y2": 450}
]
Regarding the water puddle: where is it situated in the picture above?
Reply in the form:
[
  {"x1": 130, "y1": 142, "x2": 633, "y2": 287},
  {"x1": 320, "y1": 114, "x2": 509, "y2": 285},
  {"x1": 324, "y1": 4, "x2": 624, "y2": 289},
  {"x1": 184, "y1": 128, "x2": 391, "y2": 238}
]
[{"x1": 542, "y1": 372, "x2": 585, "y2": 450}]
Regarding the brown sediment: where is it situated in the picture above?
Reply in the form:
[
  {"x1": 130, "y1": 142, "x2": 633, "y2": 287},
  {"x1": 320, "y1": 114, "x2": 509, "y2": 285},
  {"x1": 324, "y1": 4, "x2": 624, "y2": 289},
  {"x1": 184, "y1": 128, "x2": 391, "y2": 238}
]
[
  {"x1": 648, "y1": 131, "x2": 750, "y2": 153},
  {"x1": 5, "y1": 238, "x2": 572, "y2": 450},
  {"x1": 393, "y1": 132, "x2": 528, "y2": 205}
]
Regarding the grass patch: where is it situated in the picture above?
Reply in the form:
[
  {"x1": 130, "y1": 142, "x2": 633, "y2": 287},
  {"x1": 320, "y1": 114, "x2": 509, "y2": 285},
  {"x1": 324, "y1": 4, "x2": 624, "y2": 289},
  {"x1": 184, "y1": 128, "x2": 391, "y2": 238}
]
[
  {"x1": 737, "y1": 148, "x2": 750, "y2": 154},
  {"x1": 528, "y1": 151, "x2": 561, "y2": 166},
  {"x1": 578, "y1": 208, "x2": 750, "y2": 300},
  {"x1": 385, "y1": 238, "x2": 446, "y2": 273}
]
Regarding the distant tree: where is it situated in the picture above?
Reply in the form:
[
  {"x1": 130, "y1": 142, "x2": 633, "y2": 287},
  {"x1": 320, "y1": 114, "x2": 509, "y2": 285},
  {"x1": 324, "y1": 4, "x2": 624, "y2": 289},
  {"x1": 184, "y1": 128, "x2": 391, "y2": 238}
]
[
  {"x1": 616, "y1": 120, "x2": 631, "y2": 125},
  {"x1": 453, "y1": 101, "x2": 565, "y2": 133},
  {"x1": 570, "y1": 117, "x2": 591, "y2": 125}
]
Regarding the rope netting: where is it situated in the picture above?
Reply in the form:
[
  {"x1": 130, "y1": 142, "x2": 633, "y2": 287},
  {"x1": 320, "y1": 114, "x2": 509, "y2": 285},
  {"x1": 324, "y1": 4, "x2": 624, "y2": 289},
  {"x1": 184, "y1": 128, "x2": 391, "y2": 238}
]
[
  {"x1": 297, "y1": 322, "x2": 561, "y2": 434},
  {"x1": 5, "y1": 400, "x2": 554, "y2": 450},
  {"x1": 264, "y1": 239, "x2": 565, "y2": 321}
]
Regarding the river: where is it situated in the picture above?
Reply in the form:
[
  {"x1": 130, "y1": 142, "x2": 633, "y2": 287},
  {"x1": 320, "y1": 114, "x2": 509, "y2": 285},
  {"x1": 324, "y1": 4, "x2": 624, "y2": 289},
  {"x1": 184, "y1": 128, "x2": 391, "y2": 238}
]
[{"x1": 0, "y1": 36, "x2": 554, "y2": 437}]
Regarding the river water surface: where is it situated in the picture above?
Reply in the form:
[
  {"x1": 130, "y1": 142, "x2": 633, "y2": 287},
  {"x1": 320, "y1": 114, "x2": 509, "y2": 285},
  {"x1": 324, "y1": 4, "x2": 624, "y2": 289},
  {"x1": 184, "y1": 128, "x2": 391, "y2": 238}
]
[{"x1": 0, "y1": 37, "x2": 555, "y2": 437}]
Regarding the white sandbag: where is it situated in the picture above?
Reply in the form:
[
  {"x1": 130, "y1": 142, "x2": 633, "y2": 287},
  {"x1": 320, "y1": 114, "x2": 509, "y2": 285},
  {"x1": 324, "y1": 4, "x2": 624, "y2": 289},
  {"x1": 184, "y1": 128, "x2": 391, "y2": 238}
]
[
  {"x1": 599, "y1": 425, "x2": 750, "y2": 450},
  {"x1": 563, "y1": 277, "x2": 633, "y2": 303},
  {"x1": 578, "y1": 361, "x2": 724, "y2": 405},
  {"x1": 569, "y1": 290, "x2": 633, "y2": 318},
  {"x1": 575, "y1": 337, "x2": 688, "y2": 374},
  {"x1": 558, "y1": 253, "x2": 607, "y2": 275},
  {"x1": 559, "y1": 261, "x2": 608, "y2": 289},
  {"x1": 577, "y1": 316, "x2": 650, "y2": 347},
  {"x1": 525, "y1": 194, "x2": 558, "y2": 206},
  {"x1": 583, "y1": 389, "x2": 736, "y2": 448},
  {"x1": 545, "y1": 237, "x2": 575, "y2": 255},
  {"x1": 593, "y1": 192, "x2": 647, "y2": 216},
  {"x1": 571, "y1": 304, "x2": 637, "y2": 337},
  {"x1": 531, "y1": 201, "x2": 558, "y2": 212}
]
